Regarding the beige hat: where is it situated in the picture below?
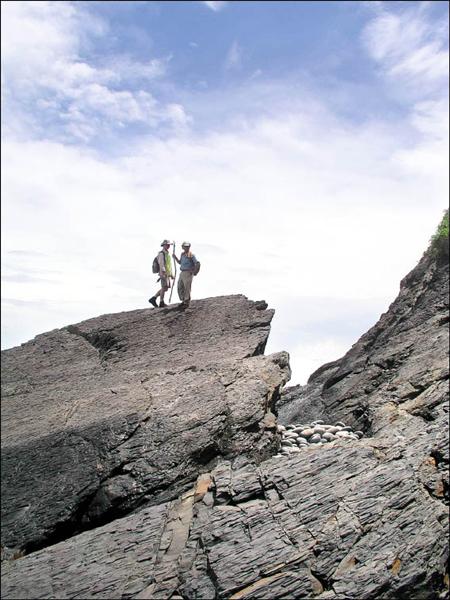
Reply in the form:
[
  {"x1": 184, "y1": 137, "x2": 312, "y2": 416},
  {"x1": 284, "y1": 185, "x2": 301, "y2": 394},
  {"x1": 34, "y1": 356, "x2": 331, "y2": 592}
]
[
  {"x1": 161, "y1": 239, "x2": 171, "y2": 246},
  {"x1": 181, "y1": 241, "x2": 191, "y2": 248}
]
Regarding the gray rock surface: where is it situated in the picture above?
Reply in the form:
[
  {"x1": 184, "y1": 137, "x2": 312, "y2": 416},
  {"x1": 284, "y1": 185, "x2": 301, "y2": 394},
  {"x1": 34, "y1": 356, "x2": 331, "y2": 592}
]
[
  {"x1": 1, "y1": 295, "x2": 290, "y2": 554},
  {"x1": 1, "y1": 242, "x2": 449, "y2": 600},
  {"x1": 2, "y1": 502, "x2": 169, "y2": 599},
  {"x1": 3, "y1": 436, "x2": 448, "y2": 599}
]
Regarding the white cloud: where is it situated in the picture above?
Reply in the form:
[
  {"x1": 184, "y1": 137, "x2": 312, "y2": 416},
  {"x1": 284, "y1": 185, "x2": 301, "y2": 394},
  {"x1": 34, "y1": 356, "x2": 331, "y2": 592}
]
[
  {"x1": 1, "y1": 1, "x2": 187, "y2": 141},
  {"x1": 250, "y1": 69, "x2": 263, "y2": 80},
  {"x1": 166, "y1": 103, "x2": 192, "y2": 127},
  {"x1": 410, "y1": 98, "x2": 449, "y2": 139},
  {"x1": 392, "y1": 98, "x2": 449, "y2": 183},
  {"x1": 362, "y1": 3, "x2": 449, "y2": 89},
  {"x1": 361, "y1": 2, "x2": 449, "y2": 201},
  {"x1": 103, "y1": 55, "x2": 168, "y2": 83},
  {"x1": 1, "y1": 1, "x2": 81, "y2": 69},
  {"x1": 1, "y1": 1, "x2": 105, "y2": 88},
  {"x1": 225, "y1": 40, "x2": 243, "y2": 70},
  {"x1": 202, "y1": 1, "x2": 228, "y2": 12}
]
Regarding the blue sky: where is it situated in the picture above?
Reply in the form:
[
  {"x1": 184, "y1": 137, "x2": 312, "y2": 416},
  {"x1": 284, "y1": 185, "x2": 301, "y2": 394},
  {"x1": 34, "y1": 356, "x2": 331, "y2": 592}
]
[
  {"x1": 2, "y1": 1, "x2": 449, "y2": 384},
  {"x1": 91, "y1": 1, "x2": 370, "y2": 83}
]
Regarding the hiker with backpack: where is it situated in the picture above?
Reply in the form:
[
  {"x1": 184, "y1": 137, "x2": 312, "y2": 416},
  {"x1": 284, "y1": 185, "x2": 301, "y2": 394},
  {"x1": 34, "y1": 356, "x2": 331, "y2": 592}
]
[
  {"x1": 149, "y1": 240, "x2": 174, "y2": 308},
  {"x1": 172, "y1": 241, "x2": 200, "y2": 309}
]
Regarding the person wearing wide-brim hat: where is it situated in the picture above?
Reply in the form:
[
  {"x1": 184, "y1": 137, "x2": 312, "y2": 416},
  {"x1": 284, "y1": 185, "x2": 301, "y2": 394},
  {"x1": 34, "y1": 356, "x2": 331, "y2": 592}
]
[
  {"x1": 172, "y1": 241, "x2": 200, "y2": 309},
  {"x1": 149, "y1": 240, "x2": 174, "y2": 308}
]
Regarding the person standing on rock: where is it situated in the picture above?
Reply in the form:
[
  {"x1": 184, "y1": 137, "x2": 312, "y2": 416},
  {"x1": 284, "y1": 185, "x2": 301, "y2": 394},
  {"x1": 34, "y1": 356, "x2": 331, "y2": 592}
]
[
  {"x1": 149, "y1": 240, "x2": 174, "y2": 308},
  {"x1": 172, "y1": 241, "x2": 200, "y2": 309}
]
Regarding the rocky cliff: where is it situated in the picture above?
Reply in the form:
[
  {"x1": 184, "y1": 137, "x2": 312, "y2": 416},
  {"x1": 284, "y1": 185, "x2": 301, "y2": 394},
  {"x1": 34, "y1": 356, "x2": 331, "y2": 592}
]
[
  {"x1": 1, "y1": 296, "x2": 288, "y2": 555},
  {"x1": 1, "y1": 243, "x2": 449, "y2": 600}
]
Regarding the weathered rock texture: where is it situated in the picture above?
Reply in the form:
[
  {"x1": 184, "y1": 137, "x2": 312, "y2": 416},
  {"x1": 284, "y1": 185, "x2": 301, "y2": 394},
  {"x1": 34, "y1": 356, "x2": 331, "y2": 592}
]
[
  {"x1": 1, "y1": 296, "x2": 289, "y2": 555},
  {"x1": 2, "y1": 244, "x2": 449, "y2": 600}
]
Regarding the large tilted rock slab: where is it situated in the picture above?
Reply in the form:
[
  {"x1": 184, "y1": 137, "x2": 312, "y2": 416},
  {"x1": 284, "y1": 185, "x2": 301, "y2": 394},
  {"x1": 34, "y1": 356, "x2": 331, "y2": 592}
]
[
  {"x1": 1, "y1": 295, "x2": 290, "y2": 554},
  {"x1": 3, "y1": 416, "x2": 448, "y2": 599}
]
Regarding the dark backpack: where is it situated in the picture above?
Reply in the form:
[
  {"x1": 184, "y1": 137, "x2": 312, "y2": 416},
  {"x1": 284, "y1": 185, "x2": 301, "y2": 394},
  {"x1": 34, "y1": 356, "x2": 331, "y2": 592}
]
[
  {"x1": 193, "y1": 260, "x2": 201, "y2": 276},
  {"x1": 152, "y1": 252, "x2": 161, "y2": 273}
]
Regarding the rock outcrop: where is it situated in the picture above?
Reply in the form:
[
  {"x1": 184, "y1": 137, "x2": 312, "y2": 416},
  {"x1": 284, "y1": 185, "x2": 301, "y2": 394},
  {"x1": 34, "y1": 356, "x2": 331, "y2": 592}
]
[
  {"x1": 1, "y1": 242, "x2": 449, "y2": 600},
  {"x1": 1, "y1": 296, "x2": 289, "y2": 555}
]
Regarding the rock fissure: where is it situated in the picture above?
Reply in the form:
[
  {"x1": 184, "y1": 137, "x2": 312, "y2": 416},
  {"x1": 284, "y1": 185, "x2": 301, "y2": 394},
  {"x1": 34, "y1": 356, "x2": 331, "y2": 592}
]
[
  {"x1": 20, "y1": 482, "x2": 104, "y2": 556},
  {"x1": 262, "y1": 490, "x2": 299, "y2": 549},
  {"x1": 420, "y1": 479, "x2": 448, "y2": 507},
  {"x1": 337, "y1": 500, "x2": 364, "y2": 534},
  {"x1": 247, "y1": 340, "x2": 267, "y2": 357},
  {"x1": 322, "y1": 369, "x2": 353, "y2": 391},
  {"x1": 199, "y1": 539, "x2": 220, "y2": 600},
  {"x1": 66, "y1": 325, "x2": 126, "y2": 365},
  {"x1": 310, "y1": 566, "x2": 333, "y2": 593},
  {"x1": 135, "y1": 488, "x2": 197, "y2": 599},
  {"x1": 109, "y1": 414, "x2": 153, "y2": 453}
]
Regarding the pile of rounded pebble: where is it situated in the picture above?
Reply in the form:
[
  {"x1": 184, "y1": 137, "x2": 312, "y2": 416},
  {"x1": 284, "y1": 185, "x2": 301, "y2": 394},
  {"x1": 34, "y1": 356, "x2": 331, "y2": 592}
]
[{"x1": 275, "y1": 420, "x2": 364, "y2": 457}]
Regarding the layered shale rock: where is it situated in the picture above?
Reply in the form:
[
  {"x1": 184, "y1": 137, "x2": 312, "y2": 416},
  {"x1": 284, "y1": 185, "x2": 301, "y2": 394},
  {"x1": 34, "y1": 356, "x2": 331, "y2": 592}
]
[
  {"x1": 1, "y1": 295, "x2": 289, "y2": 555},
  {"x1": 2, "y1": 240, "x2": 449, "y2": 600}
]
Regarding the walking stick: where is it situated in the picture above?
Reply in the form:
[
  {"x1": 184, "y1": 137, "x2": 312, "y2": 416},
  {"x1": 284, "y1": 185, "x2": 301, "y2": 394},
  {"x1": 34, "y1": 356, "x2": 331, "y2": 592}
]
[{"x1": 169, "y1": 241, "x2": 177, "y2": 303}]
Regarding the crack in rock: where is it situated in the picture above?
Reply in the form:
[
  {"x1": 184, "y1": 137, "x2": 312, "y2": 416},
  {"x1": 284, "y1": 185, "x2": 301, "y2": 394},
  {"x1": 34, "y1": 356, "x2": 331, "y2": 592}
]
[{"x1": 66, "y1": 325, "x2": 126, "y2": 365}]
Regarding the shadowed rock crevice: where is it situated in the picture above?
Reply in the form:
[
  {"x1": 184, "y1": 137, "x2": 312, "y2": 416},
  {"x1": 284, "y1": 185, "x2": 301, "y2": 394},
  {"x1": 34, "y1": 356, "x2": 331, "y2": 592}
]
[
  {"x1": 201, "y1": 541, "x2": 220, "y2": 600},
  {"x1": 310, "y1": 566, "x2": 333, "y2": 593},
  {"x1": 20, "y1": 483, "x2": 112, "y2": 557},
  {"x1": 66, "y1": 325, "x2": 126, "y2": 364},
  {"x1": 5, "y1": 413, "x2": 160, "y2": 557},
  {"x1": 248, "y1": 339, "x2": 268, "y2": 357}
]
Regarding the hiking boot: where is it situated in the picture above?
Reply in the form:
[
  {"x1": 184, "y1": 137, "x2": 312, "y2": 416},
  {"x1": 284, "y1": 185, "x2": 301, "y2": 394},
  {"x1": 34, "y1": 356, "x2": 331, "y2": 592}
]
[
  {"x1": 148, "y1": 297, "x2": 158, "y2": 308},
  {"x1": 159, "y1": 301, "x2": 167, "y2": 308}
]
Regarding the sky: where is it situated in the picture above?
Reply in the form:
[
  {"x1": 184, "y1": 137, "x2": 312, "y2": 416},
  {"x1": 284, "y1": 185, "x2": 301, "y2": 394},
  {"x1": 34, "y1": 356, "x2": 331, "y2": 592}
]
[{"x1": 1, "y1": 0, "x2": 449, "y2": 385}]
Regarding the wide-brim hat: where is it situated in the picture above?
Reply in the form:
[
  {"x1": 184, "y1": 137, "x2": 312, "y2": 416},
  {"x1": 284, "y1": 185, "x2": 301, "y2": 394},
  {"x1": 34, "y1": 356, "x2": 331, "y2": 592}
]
[
  {"x1": 161, "y1": 239, "x2": 171, "y2": 246},
  {"x1": 181, "y1": 241, "x2": 191, "y2": 247}
]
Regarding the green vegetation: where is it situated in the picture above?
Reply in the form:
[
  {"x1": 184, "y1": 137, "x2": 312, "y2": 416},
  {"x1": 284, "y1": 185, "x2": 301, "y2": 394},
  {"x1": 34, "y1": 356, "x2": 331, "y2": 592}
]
[
  {"x1": 429, "y1": 209, "x2": 449, "y2": 257},
  {"x1": 431, "y1": 209, "x2": 449, "y2": 242}
]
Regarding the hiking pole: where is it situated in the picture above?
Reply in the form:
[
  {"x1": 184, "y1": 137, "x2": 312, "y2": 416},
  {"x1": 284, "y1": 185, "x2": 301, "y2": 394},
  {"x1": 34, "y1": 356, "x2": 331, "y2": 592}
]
[{"x1": 169, "y1": 240, "x2": 176, "y2": 303}]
